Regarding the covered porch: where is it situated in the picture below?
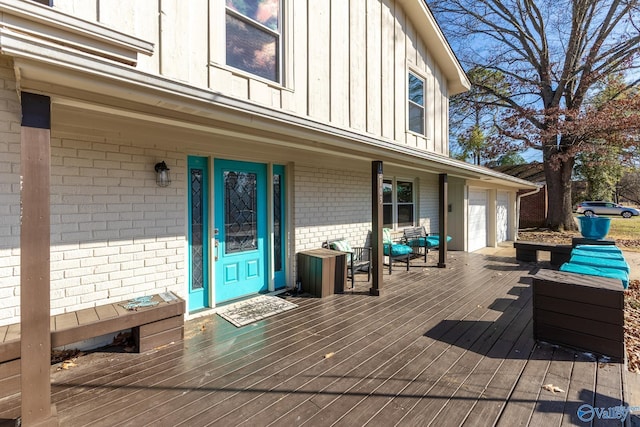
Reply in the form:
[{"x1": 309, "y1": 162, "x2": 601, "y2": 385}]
[{"x1": 0, "y1": 249, "x2": 634, "y2": 426}]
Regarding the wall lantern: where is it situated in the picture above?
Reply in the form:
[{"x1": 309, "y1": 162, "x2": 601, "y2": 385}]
[{"x1": 154, "y1": 161, "x2": 171, "y2": 187}]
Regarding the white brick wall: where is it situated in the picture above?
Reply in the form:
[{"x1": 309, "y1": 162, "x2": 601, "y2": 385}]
[
  {"x1": 0, "y1": 52, "x2": 187, "y2": 326},
  {"x1": 0, "y1": 56, "x2": 22, "y2": 325},
  {"x1": 294, "y1": 165, "x2": 372, "y2": 253},
  {"x1": 48, "y1": 137, "x2": 186, "y2": 316},
  {"x1": 294, "y1": 165, "x2": 442, "y2": 252}
]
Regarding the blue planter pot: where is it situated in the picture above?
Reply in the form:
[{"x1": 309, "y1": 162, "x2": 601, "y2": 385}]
[{"x1": 577, "y1": 216, "x2": 611, "y2": 240}]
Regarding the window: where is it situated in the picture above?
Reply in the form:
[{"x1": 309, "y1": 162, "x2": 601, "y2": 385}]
[
  {"x1": 226, "y1": 0, "x2": 281, "y2": 83},
  {"x1": 383, "y1": 178, "x2": 415, "y2": 229},
  {"x1": 408, "y1": 72, "x2": 425, "y2": 134},
  {"x1": 30, "y1": 0, "x2": 52, "y2": 5}
]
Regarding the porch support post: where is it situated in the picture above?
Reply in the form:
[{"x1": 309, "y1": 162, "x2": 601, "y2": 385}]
[
  {"x1": 370, "y1": 161, "x2": 383, "y2": 296},
  {"x1": 438, "y1": 173, "x2": 448, "y2": 268},
  {"x1": 20, "y1": 92, "x2": 58, "y2": 426}
]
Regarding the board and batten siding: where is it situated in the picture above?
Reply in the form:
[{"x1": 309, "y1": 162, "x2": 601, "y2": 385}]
[{"x1": 51, "y1": 0, "x2": 451, "y2": 156}]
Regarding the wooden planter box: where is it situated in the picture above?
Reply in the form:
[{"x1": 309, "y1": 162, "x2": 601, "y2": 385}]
[
  {"x1": 532, "y1": 269, "x2": 624, "y2": 361},
  {"x1": 297, "y1": 249, "x2": 347, "y2": 297}
]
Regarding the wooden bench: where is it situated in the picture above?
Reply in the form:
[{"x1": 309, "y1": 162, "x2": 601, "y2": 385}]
[
  {"x1": 513, "y1": 241, "x2": 572, "y2": 267},
  {"x1": 0, "y1": 292, "x2": 185, "y2": 399},
  {"x1": 532, "y1": 269, "x2": 624, "y2": 361}
]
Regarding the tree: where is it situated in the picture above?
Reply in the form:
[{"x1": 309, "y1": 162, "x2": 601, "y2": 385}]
[
  {"x1": 453, "y1": 125, "x2": 486, "y2": 164},
  {"x1": 618, "y1": 171, "x2": 640, "y2": 204},
  {"x1": 574, "y1": 74, "x2": 634, "y2": 201},
  {"x1": 450, "y1": 67, "x2": 513, "y2": 165},
  {"x1": 575, "y1": 148, "x2": 625, "y2": 201},
  {"x1": 429, "y1": 0, "x2": 640, "y2": 230},
  {"x1": 487, "y1": 152, "x2": 527, "y2": 167}
]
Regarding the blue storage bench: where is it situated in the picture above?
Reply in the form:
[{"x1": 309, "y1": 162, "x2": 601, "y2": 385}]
[
  {"x1": 559, "y1": 244, "x2": 630, "y2": 289},
  {"x1": 568, "y1": 255, "x2": 630, "y2": 274},
  {"x1": 571, "y1": 248, "x2": 624, "y2": 259},
  {"x1": 574, "y1": 244, "x2": 621, "y2": 253}
]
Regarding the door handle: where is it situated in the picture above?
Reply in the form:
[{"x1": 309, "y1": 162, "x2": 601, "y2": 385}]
[{"x1": 214, "y1": 239, "x2": 219, "y2": 261}]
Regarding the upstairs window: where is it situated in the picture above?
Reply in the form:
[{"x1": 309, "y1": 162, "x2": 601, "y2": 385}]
[
  {"x1": 408, "y1": 72, "x2": 425, "y2": 135},
  {"x1": 226, "y1": 0, "x2": 281, "y2": 83},
  {"x1": 383, "y1": 178, "x2": 415, "y2": 229}
]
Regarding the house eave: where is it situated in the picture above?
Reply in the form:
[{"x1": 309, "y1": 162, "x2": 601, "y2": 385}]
[
  {"x1": 0, "y1": 0, "x2": 153, "y2": 65},
  {"x1": 8, "y1": 38, "x2": 529, "y2": 190},
  {"x1": 398, "y1": 0, "x2": 470, "y2": 95}
]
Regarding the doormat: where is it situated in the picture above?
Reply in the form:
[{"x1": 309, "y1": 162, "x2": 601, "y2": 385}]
[{"x1": 217, "y1": 295, "x2": 298, "y2": 327}]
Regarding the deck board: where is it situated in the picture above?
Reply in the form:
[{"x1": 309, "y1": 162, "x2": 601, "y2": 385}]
[
  {"x1": 230, "y1": 269, "x2": 494, "y2": 426},
  {"x1": 560, "y1": 352, "x2": 596, "y2": 426},
  {"x1": 330, "y1": 270, "x2": 524, "y2": 427},
  {"x1": 528, "y1": 347, "x2": 575, "y2": 426},
  {"x1": 0, "y1": 251, "x2": 633, "y2": 426}
]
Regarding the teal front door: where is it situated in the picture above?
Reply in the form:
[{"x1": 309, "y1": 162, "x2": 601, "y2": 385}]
[
  {"x1": 214, "y1": 159, "x2": 268, "y2": 303},
  {"x1": 188, "y1": 156, "x2": 210, "y2": 312}
]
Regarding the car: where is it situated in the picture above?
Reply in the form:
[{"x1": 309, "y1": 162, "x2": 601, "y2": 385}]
[{"x1": 575, "y1": 201, "x2": 640, "y2": 218}]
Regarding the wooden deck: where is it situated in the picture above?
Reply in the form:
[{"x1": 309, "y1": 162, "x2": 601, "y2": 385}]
[{"x1": 0, "y1": 251, "x2": 635, "y2": 426}]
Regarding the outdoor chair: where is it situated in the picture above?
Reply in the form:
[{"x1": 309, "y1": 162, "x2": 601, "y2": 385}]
[
  {"x1": 323, "y1": 238, "x2": 371, "y2": 287},
  {"x1": 382, "y1": 228, "x2": 412, "y2": 274},
  {"x1": 402, "y1": 226, "x2": 452, "y2": 262}
]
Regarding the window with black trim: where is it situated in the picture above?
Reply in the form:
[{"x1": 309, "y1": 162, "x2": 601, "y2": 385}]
[
  {"x1": 30, "y1": 0, "x2": 52, "y2": 5},
  {"x1": 408, "y1": 72, "x2": 425, "y2": 135},
  {"x1": 383, "y1": 178, "x2": 415, "y2": 229},
  {"x1": 226, "y1": 0, "x2": 282, "y2": 83}
]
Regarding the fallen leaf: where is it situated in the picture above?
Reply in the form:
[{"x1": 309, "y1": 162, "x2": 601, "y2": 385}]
[
  {"x1": 542, "y1": 383, "x2": 565, "y2": 393},
  {"x1": 324, "y1": 352, "x2": 335, "y2": 359},
  {"x1": 58, "y1": 360, "x2": 77, "y2": 370}
]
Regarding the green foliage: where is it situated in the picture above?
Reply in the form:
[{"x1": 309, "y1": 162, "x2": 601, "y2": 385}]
[
  {"x1": 575, "y1": 148, "x2": 625, "y2": 201},
  {"x1": 575, "y1": 74, "x2": 638, "y2": 201},
  {"x1": 455, "y1": 125, "x2": 485, "y2": 164},
  {"x1": 495, "y1": 152, "x2": 526, "y2": 166}
]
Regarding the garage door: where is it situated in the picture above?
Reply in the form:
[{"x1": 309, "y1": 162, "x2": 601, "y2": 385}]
[
  {"x1": 497, "y1": 191, "x2": 509, "y2": 243},
  {"x1": 468, "y1": 189, "x2": 488, "y2": 252}
]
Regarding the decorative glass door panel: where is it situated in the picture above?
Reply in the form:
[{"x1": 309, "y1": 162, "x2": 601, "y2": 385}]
[
  {"x1": 214, "y1": 159, "x2": 268, "y2": 303},
  {"x1": 273, "y1": 165, "x2": 286, "y2": 289},
  {"x1": 188, "y1": 156, "x2": 209, "y2": 312}
]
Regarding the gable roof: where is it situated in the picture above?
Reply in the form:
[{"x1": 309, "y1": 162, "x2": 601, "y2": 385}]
[
  {"x1": 492, "y1": 162, "x2": 546, "y2": 184},
  {"x1": 400, "y1": 0, "x2": 470, "y2": 95}
]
